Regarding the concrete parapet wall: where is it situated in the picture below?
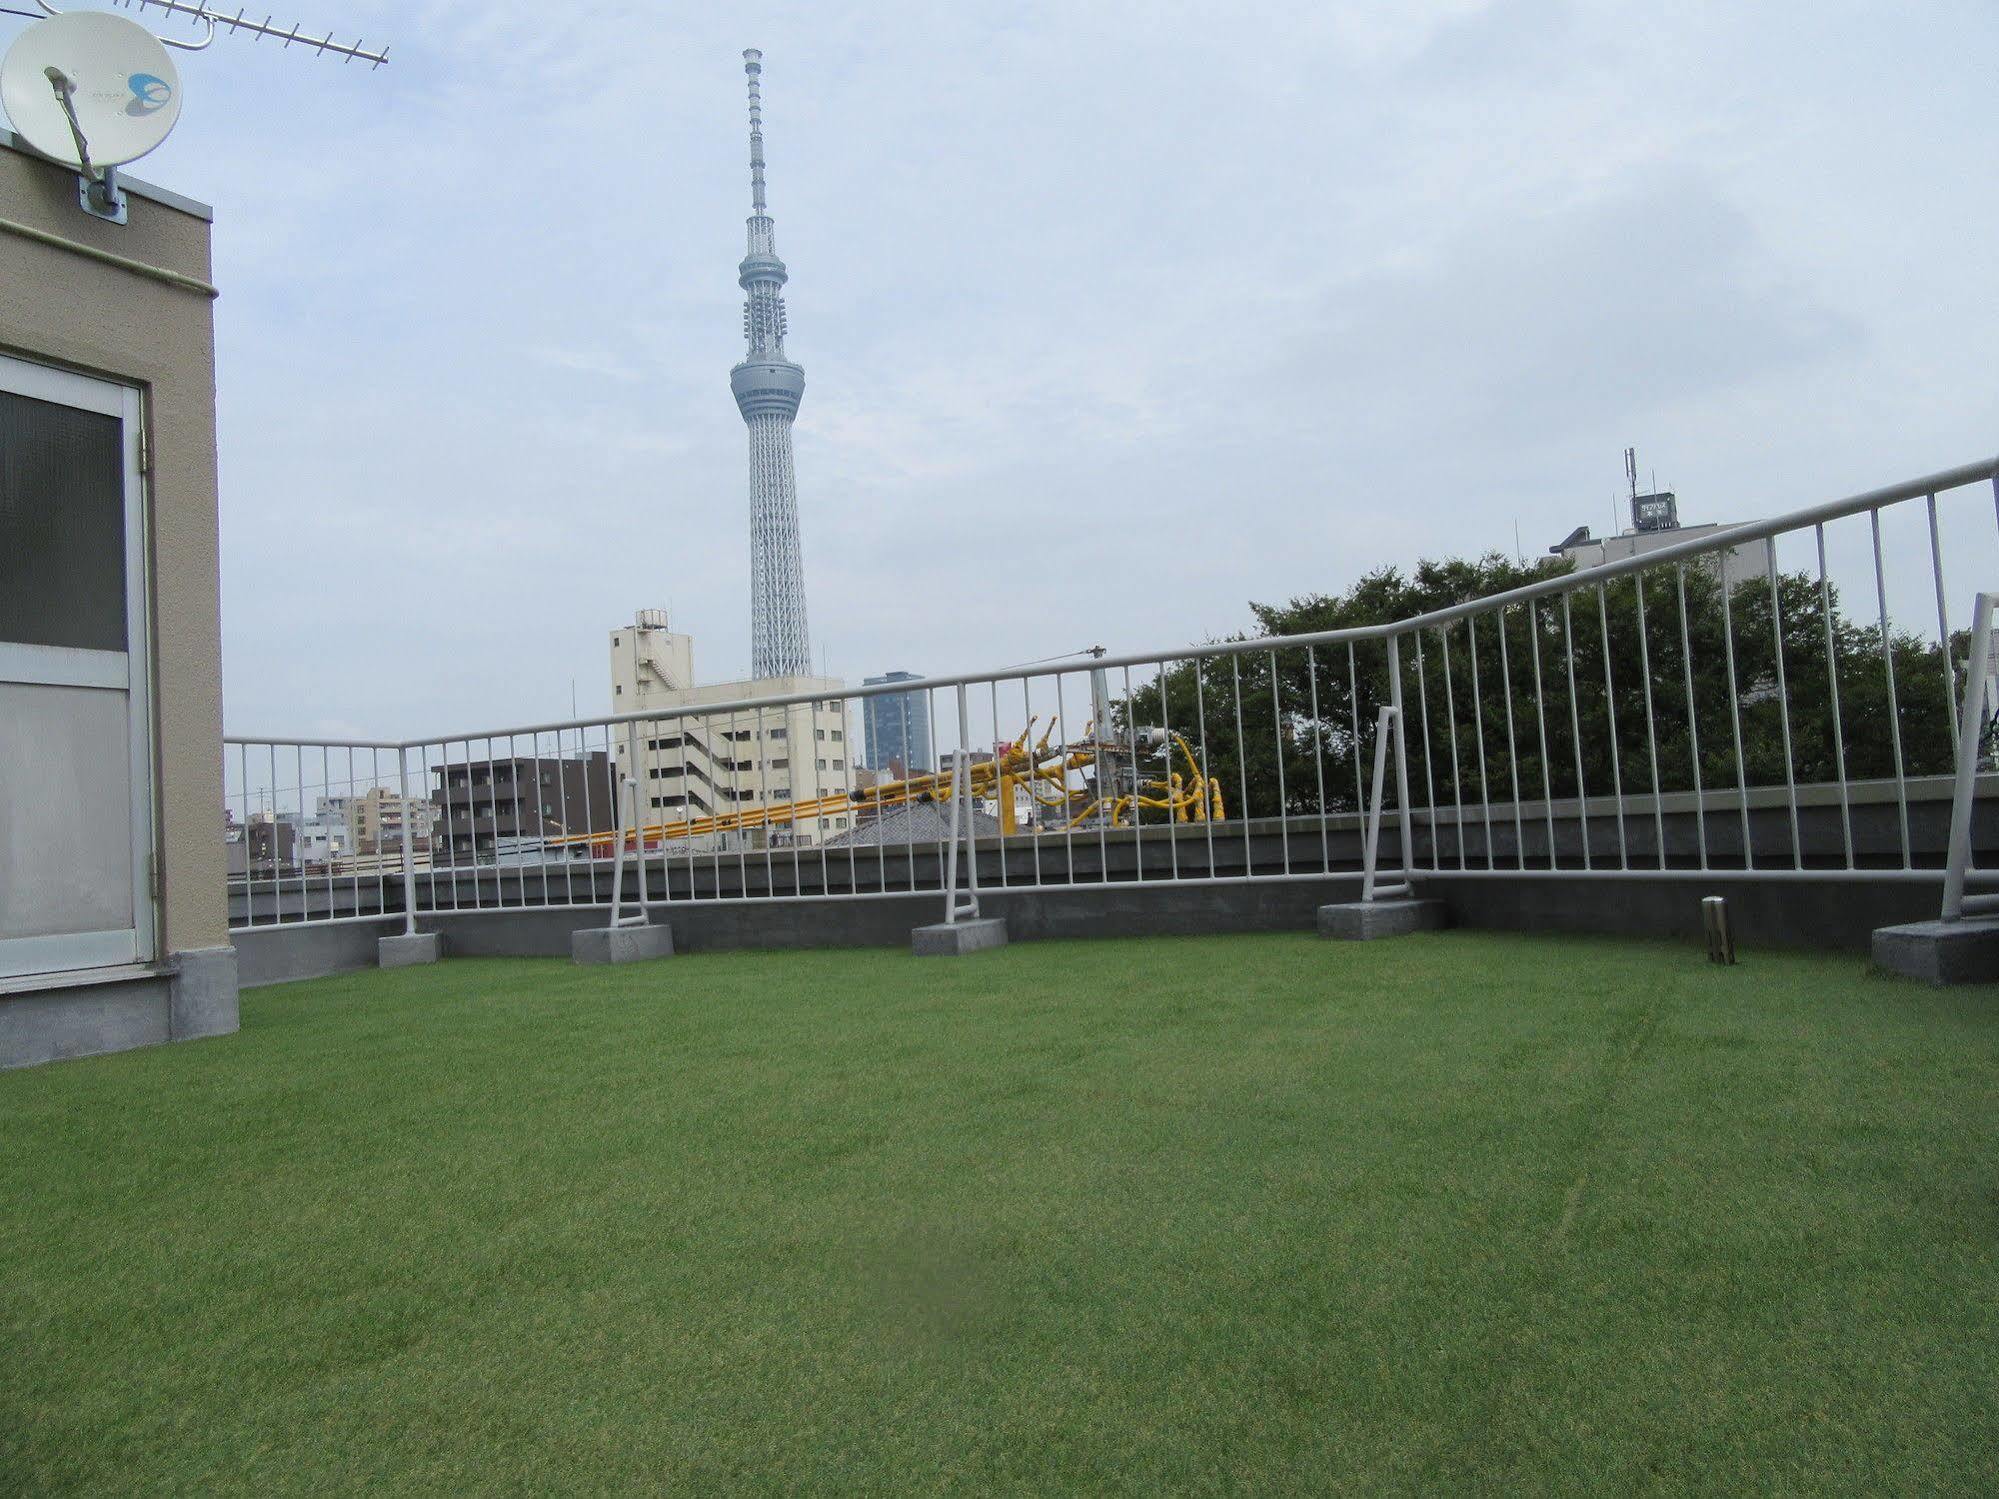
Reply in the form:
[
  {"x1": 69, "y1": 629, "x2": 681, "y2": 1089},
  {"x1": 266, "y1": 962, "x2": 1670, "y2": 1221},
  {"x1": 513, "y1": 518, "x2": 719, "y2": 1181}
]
[
  {"x1": 230, "y1": 871, "x2": 1947, "y2": 988},
  {"x1": 1423, "y1": 875, "x2": 1940, "y2": 952},
  {"x1": 234, "y1": 920, "x2": 394, "y2": 987}
]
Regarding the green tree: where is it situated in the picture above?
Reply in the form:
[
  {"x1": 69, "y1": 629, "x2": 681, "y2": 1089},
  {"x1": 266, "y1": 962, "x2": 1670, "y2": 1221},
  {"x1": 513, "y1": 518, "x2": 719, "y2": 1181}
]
[{"x1": 1121, "y1": 553, "x2": 1963, "y2": 825}]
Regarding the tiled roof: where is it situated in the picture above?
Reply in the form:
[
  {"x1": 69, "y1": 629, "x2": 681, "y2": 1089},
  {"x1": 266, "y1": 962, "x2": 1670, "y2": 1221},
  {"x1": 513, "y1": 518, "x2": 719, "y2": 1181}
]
[{"x1": 825, "y1": 801, "x2": 1001, "y2": 848}]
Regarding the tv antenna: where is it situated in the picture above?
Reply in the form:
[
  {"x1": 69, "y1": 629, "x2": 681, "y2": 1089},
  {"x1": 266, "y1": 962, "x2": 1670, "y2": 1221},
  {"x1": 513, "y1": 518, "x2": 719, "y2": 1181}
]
[
  {"x1": 105, "y1": 1, "x2": 386, "y2": 64},
  {"x1": 0, "y1": 1, "x2": 387, "y2": 224}
]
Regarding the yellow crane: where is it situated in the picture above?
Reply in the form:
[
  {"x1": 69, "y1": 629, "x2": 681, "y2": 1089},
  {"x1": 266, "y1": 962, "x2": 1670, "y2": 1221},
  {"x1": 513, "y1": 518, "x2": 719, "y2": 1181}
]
[{"x1": 546, "y1": 719, "x2": 1224, "y2": 856}]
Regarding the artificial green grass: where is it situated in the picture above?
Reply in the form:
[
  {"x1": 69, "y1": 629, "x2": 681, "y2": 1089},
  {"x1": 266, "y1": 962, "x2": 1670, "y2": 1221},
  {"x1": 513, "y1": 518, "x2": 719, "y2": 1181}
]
[{"x1": 3, "y1": 932, "x2": 1996, "y2": 1494}]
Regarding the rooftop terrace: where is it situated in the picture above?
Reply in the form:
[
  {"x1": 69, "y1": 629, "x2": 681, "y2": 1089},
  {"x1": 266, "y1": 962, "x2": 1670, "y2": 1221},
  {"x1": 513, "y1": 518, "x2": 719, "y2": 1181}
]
[{"x1": 5, "y1": 931, "x2": 1994, "y2": 1491}]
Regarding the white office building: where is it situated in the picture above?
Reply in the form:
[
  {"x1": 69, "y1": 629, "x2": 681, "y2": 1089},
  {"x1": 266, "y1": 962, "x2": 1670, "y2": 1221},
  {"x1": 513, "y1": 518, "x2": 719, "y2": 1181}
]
[{"x1": 608, "y1": 610, "x2": 853, "y2": 847}]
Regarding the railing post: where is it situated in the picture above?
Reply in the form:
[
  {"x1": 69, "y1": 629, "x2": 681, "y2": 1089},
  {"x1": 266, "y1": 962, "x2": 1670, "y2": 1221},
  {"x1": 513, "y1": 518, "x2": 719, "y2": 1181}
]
[
  {"x1": 942, "y1": 747, "x2": 968, "y2": 924},
  {"x1": 1361, "y1": 706, "x2": 1392, "y2": 901},
  {"x1": 606, "y1": 774, "x2": 651, "y2": 929},
  {"x1": 1387, "y1": 633, "x2": 1416, "y2": 876},
  {"x1": 941, "y1": 684, "x2": 982, "y2": 925},
  {"x1": 396, "y1": 746, "x2": 418, "y2": 937},
  {"x1": 960, "y1": 687, "x2": 981, "y2": 902},
  {"x1": 1940, "y1": 591, "x2": 1996, "y2": 921},
  {"x1": 1361, "y1": 704, "x2": 1415, "y2": 906},
  {"x1": 627, "y1": 721, "x2": 649, "y2": 920},
  {"x1": 1090, "y1": 656, "x2": 1112, "y2": 837}
]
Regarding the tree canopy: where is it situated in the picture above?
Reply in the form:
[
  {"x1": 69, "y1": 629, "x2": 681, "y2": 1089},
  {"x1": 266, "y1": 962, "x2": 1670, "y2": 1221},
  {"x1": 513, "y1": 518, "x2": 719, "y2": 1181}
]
[{"x1": 1119, "y1": 552, "x2": 1964, "y2": 823}]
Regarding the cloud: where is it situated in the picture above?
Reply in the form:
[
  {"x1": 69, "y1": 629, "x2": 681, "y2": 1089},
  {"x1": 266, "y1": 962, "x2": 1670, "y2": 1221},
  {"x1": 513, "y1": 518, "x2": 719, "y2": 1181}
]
[
  {"x1": 1285, "y1": 168, "x2": 1863, "y2": 453},
  {"x1": 529, "y1": 347, "x2": 645, "y2": 383},
  {"x1": 112, "y1": 0, "x2": 1996, "y2": 740},
  {"x1": 1407, "y1": 0, "x2": 1577, "y2": 80}
]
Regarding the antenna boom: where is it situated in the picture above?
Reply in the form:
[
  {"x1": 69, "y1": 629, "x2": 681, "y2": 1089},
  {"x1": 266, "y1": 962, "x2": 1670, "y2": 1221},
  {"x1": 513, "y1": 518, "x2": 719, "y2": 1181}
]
[{"x1": 112, "y1": 0, "x2": 388, "y2": 65}]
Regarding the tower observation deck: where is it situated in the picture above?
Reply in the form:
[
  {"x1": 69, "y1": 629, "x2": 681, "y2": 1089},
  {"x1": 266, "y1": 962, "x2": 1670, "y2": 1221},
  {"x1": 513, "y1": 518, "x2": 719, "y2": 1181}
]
[{"x1": 731, "y1": 47, "x2": 813, "y2": 680}]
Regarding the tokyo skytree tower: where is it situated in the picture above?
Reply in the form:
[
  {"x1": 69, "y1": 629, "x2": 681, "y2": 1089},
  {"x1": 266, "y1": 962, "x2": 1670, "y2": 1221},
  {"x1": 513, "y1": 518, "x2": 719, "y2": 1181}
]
[{"x1": 730, "y1": 48, "x2": 813, "y2": 680}]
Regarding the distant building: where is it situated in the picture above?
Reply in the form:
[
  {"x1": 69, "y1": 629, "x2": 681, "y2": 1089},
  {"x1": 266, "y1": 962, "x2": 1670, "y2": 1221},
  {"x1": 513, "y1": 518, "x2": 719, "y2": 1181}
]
[
  {"x1": 1550, "y1": 453, "x2": 1773, "y2": 592},
  {"x1": 350, "y1": 786, "x2": 434, "y2": 854},
  {"x1": 296, "y1": 811, "x2": 351, "y2": 868},
  {"x1": 862, "y1": 671, "x2": 932, "y2": 776},
  {"x1": 609, "y1": 610, "x2": 853, "y2": 847},
  {"x1": 1550, "y1": 520, "x2": 1774, "y2": 593},
  {"x1": 431, "y1": 754, "x2": 616, "y2": 866},
  {"x1": 286, "y1": 795, "x2": 357, "y2": 868},
  {"x1": 242, "y1": 815, "x2": 299, "y2": 876},
  {"x1": 849, "y1": 765, "x2": 890, "y2": 829}
]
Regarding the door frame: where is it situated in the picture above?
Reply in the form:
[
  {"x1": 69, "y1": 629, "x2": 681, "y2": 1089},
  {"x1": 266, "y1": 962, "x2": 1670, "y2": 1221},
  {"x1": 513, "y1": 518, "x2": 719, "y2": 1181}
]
[{"x1": 0, "y1": 352, "x2": 156, "y2": 977}]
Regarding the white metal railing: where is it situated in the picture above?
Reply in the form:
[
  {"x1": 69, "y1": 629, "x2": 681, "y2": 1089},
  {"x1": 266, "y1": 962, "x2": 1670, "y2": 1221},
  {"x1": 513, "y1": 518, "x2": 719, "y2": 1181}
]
[{"x1": 225, "y1": 456, "x2": 1999, "y2": 933}]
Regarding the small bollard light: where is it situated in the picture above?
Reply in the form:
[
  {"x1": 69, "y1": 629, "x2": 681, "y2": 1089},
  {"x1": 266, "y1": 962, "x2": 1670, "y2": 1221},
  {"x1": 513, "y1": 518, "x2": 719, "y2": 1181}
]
[{"x1": 1701, "y1": 895, "x2": 1737, "y2": 965}]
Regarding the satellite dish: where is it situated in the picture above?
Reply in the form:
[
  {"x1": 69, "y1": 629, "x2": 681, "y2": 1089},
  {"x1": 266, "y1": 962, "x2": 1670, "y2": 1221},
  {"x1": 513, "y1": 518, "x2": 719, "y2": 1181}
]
[{"x1": 1, "y1": 11, "x2": 182, "y2": 170}]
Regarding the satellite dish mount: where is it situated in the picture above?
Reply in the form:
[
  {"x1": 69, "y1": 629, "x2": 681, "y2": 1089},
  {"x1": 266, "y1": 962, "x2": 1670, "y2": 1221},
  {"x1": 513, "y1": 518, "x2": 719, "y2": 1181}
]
[{"x1": 41, "y1": 58, "x2": 128, "y2": 219}]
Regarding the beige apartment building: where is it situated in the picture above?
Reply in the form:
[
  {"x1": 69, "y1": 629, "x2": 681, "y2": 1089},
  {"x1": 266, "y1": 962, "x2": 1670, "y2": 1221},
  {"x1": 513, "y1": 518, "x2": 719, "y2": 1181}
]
[
  {"x1": 609, "y1": 610, "x2": 856, "y2": 847},
  {"x1": 350, "y1": 785, "x2": 434, "y2": 855},
  {"x1": 0, "y1": 130, "x2": 236, "y2": 1066}
]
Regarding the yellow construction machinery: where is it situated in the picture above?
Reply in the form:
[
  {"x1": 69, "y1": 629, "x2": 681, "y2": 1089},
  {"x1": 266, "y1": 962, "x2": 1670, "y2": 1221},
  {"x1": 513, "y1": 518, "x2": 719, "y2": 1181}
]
[{"x1": 548, "y1": 719, "x2": 1224, "y2": 857}]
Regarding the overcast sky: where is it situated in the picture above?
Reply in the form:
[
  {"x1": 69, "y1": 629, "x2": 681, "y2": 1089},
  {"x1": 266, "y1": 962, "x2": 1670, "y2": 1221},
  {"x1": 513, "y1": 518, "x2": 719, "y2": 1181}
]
[{"x1": 66, "y1": 0, "x2": 1996, "y2": 739}]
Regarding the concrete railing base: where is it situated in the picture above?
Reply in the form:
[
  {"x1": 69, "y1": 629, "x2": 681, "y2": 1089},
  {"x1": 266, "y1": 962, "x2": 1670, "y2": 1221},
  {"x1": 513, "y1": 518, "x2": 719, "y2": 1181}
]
[
  {"x1": 1871, "y1": 917, "x2": 1999, "y2": 984},
  {"x1": 379, "y1": 933, "x2": 442, "y2": 968},
  {"x1": 1317, "y1": 900, "x2": 1449, "y2": 940},
  {"x1": 571, "y1": 924, "x2": 674, "y2": 965},
  {"x1": 912, "y1": 917, "x2": 1008, "y2": 957}
]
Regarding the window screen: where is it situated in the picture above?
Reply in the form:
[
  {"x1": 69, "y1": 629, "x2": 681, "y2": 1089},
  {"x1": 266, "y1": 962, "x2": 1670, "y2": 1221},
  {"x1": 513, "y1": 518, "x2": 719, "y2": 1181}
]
[{"x1": 0, "y1": 390, "x2": 126, "y2": 651}]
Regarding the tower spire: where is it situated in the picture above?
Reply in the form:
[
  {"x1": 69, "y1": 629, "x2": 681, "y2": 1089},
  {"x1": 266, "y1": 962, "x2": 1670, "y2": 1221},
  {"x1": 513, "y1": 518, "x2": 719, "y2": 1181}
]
[{"x1": 744, "y1": 47, "x2": 767, "y2": 215}]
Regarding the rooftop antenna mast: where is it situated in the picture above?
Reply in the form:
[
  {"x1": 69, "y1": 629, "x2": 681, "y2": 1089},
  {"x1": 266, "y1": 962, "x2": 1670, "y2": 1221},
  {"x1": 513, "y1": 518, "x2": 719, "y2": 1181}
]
[{"x1": 1623, "y1": 444, "x2": 1680, "y2": 534}]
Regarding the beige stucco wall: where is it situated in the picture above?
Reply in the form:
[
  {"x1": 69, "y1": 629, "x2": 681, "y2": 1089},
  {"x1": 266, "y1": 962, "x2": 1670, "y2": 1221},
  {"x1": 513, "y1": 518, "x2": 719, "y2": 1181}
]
[{"x1": 0, "y1": 140, "x2": 227, "y2": 954}]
